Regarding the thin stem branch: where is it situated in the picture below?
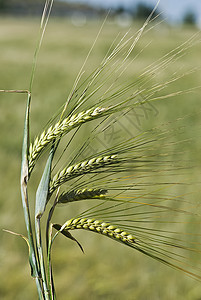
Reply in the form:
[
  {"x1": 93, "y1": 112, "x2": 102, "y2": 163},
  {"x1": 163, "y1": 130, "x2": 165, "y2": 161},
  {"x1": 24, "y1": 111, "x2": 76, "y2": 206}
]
[
  {"x1": 46, "y1": 190, "x2": 59, "y2": 300},
  {"x1": 47, "y1": 224, "x2": 55, "y2": 300},
  {"x1": 35, "y1": 217, "x2": 50, "y2": 300}
]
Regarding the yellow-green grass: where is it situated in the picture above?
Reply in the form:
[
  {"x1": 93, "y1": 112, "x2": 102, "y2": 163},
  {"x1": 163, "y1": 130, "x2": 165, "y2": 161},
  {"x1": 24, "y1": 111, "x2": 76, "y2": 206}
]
[{"x1": 0, "y1": 17, "x2": 201, "y2": 299}]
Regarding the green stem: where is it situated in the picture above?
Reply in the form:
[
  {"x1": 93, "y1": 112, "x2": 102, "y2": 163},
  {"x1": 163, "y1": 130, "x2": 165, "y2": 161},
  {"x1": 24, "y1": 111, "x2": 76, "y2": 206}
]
[
  {"x1": 35, "y1": 277, "x2": 44, "y2": 300},
  {"x1": 47, "y1": 224, "x2": 55, "y2": 300},
  {"x1": 21, "y1": 180, "x2": 44, "y2": 299},
  {"x1": 20, "y1": 2, "x2": 55, "y2": 297},
  {"x1": 46, "y1": 195, "x2": 58, "y2": 300},
  {"x1": 21, "y1": 92, "x2": 44, "y2": 299},
  {"x1": 35, "y1": 217, "x2": 50, "y2": 300}
]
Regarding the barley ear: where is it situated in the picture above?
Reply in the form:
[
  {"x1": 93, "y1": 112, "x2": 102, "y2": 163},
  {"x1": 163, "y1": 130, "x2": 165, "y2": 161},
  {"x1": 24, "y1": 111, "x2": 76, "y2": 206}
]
[
  {"x1": 53, "y1": 218, "x2": 136, "y2": 248},
  {"x1": 28, "y1": 106, "x2": 108, "y2": 175},
  {"x1": 58, "y1": 188, "x2": 108, "y2": 204},
  {"x1": 49, "y1": 154, "x2": 117, "y2": 196}
]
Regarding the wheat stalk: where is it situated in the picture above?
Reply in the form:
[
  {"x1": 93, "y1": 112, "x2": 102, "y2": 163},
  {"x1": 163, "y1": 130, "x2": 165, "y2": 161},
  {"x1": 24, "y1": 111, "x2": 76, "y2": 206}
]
[
  {"x1": 28, "y1": 106, "x2": 108, "y2": 175},
  {"x1": 49, "y1": 154, "x2": 118, "y2": 195}
]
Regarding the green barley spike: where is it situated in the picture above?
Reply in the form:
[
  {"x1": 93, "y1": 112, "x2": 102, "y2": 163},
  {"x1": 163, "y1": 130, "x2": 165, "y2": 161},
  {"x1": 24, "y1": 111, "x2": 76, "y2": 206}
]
[
  {"x1": 53, "y1": 218, "x2": 136, "y2": 247},
  {"x1": 29, "y1": 106, "x2": 108, "y2": 175},
  {"x1": 49, "y1": 154, "x2": 118, "y2": 195},
  {"x1": 58, "y1": 188, "x2": 108, "y2": 203}
]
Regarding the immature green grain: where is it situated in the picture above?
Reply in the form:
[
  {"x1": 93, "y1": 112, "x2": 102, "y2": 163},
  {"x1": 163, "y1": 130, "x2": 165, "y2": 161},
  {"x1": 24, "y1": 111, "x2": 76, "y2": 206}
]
[
  {"x1": 53, "y1": 218, "x2": 136, "y2": 246},
  {"x1": 28, "y1": 106, "x2": 108, "y2": 175},
  {"x1": 49, "y1": 154, "x2": 118, "y2": 195},
  {"x1": 58, "y1": 188, "x2": 108, "y2": 203}
]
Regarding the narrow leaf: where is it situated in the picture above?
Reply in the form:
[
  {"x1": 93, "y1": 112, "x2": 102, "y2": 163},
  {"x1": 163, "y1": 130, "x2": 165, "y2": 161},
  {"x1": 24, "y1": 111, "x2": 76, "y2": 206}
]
[
  {"x1": 35, "y1": 147, "x2": 54, "y2": 219},
  {"x1": 53, "y1": 224, "x2": 84, "y2": 253},
  {"x1": 20, "y1": 92, "x2": 40, "y2": 278}
]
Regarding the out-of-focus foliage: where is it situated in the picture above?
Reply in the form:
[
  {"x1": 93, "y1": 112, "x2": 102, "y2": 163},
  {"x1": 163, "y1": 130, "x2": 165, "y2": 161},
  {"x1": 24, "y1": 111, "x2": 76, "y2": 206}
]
[{"x1": 183, "y1": 11, "x2": 197, "y2": 26}]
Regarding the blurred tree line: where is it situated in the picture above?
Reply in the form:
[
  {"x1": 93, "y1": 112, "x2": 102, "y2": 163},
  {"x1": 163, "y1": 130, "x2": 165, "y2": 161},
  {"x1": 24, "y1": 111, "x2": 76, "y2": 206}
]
[
  {"x1": 183, "y1": 11, "x2": 197, "y2": 25},
  {"x1": 0, "y1": 0, "x2": 105, "y2": 16},
  {"x1": 116, "y1": 2, "x2": 197, "y2": 26},
  {"x1": 0, "y1": 0, "x2": 198, "y2": 27}
]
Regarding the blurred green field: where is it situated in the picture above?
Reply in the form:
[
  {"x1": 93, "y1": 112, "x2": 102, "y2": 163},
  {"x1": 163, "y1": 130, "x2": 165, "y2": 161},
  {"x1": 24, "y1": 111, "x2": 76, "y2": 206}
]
[{"x1": 0, "y1": 17, "x2": 201, "y2": 300}]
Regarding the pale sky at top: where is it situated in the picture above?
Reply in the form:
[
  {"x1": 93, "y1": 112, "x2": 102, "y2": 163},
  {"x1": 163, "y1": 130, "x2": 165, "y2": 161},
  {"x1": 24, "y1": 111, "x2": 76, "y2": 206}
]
[{"x1": 65, "y1": 0, "x2": 201, "y2": 23}]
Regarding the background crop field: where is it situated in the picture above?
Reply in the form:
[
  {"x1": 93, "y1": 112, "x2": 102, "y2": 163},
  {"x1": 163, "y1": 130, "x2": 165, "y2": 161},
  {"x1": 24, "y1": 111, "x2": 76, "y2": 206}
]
[{"x1": 0, "y1": 17, "x2": 201, "y2": 299}]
